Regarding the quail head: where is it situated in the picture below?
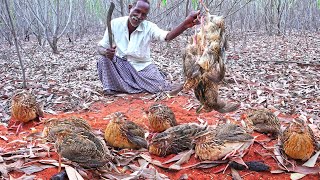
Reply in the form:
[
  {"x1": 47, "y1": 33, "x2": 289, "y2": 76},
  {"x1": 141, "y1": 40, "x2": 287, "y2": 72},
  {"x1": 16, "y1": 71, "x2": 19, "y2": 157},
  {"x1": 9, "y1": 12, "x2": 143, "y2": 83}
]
[{"x1": 147, "y1": 103, "x2": 177, "y2": 132}]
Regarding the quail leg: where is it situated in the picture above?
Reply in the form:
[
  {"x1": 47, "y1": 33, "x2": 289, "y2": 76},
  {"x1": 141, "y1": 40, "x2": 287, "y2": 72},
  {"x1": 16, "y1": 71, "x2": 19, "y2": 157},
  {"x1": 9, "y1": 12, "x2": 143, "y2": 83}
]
[
  {"x1": 58, "y1": 153, "x2": 62, "y2": 172},
  {"x1": 15, "y1": 122, "x2": 24, "y2": 135}
]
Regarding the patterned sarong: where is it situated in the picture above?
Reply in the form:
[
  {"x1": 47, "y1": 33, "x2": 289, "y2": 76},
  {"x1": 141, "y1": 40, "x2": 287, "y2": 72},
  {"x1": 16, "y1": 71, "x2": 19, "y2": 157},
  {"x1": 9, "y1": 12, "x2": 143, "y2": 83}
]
[{"x1": 97, "y1": 56, "x2": 171, "y2": 94}]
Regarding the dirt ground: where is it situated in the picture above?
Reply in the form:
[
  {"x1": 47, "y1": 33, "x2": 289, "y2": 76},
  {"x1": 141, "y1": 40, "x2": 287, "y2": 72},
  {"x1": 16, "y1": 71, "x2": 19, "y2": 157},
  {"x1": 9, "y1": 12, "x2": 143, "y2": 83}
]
[{"x1": 2, "y1": 93, "x2": 319, "y2": 180}]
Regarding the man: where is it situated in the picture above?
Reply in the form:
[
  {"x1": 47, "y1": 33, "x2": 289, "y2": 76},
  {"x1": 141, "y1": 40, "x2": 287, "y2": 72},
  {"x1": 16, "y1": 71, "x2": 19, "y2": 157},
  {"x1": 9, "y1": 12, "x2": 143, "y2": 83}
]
[{"x1": 97, "y1": 0, "x2": 200, "y2": 95}]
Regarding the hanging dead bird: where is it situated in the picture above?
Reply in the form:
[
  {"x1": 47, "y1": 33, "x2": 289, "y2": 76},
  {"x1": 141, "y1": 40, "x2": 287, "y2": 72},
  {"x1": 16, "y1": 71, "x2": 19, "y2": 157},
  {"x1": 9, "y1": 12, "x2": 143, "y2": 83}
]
[
  {"x1": 104, "y1": 112, "x2": 148, "y2": 149},
  {"x1": 246, "y1": 109, "x2": 280, "y2": 139},
  {"x1": 168, "y1": 36, "x2": 202, "y2": 96},
  {"x1": 177, "y1": 11, "x2": 239, "y2": 113},
  {"x1": 195, "y1": 123, "x2": 254, "y2": 161},
  {"x1": 194, "y1": 76, "x2": 240, "y2": 113},
  {"x1": 281, "y1": 118, "x2": 317, "y2": 161},
  {"x1": 148, "y1": 123, "x2": 208, "y2": 157},
  {"x1": 147, "y1": 103, "x2": 178, "y2": 132},
  {"x1": 197, "y1": 14, "x2": 227, "y2": 70},
  {"x1": 54, "y1": 128, "x2": 113, "y2": 171},
  {"x1": 182, "y1": 38, "x2": 202, "y2": 91},
  {"x1": 11, "y1": 89, "x2": 43, "y2": 132}
]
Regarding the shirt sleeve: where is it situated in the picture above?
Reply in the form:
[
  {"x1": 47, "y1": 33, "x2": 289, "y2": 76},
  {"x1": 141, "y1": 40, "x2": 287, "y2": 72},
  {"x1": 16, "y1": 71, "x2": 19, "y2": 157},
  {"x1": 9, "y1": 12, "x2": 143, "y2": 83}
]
[
  {"x1": 98, "y1": 28, "x2": 110, "y2": 48},
  {"x1": 150, "y1": 23, "x2": 169, "y2": 42},
  {"x1": 98, "y1": 20, "x2": 115, "y2": 48}
]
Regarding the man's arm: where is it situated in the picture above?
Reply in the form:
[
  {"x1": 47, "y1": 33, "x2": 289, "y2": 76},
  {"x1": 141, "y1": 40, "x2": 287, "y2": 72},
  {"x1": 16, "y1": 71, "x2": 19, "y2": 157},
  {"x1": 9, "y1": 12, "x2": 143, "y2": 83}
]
[
  {"x1": 97, "y1": 45, "x2": 116, "y2": 60},
  {"x1": 97, "y1": 46, "x2": 107, "y2": 56},
  {"x1": 165, "y1": 11, "x2": 200, "y2": 41}
]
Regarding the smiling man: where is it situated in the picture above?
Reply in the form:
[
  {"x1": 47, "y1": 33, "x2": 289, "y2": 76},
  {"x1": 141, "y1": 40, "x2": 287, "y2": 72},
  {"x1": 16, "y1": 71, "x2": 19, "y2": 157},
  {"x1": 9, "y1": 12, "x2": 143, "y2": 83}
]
[{"x1": 97, "y1": 0, "x2": 199, "y2": 95}]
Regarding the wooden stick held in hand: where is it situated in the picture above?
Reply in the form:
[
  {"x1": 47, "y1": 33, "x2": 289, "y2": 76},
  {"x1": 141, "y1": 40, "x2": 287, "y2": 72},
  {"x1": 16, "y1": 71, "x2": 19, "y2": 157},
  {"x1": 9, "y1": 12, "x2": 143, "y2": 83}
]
[{"x1": 106, "y1": 2, "x2": 115, "y2": 47}]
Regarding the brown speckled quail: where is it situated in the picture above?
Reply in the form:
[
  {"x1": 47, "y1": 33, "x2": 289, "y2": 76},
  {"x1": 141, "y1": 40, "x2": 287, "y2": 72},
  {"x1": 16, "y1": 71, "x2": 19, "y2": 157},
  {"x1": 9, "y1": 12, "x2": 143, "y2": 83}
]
[
  {"x1": 281, "y1": 118, "x2": 317, "y2": 161},
  {"x1": 11, "y1": 90, "x2": 43, "y2": 132},
  {"x1": 148, "y1": 123, "x2": 208, "y2": 157},
  {"x1": 182, "y1": 41, "x2": 202, "y2": 90},
  {"x1": 43, "y1": 117, "x2": 92, "y2": 142},
  {"x1": 54, "y1": 128, "x2": 113, "y2": 171},
  {"x1": 175, "y1": 13, "x2": 226, "y2": 94},
  {"x1": 147, "y1": 103, "x2": 178, "y2": 132},
  {"x1": 104, "y1": 112, "x2": 147, "y2": 149},
  {"x1": 195, "y1": 123, "x2": 254, "y2": 161},
  {"x1": 194, "y1": 76, "x2": 240, "y2": 113},
  {"x1": 246, "y1": 109, "x2": 280, "y2": 139}
]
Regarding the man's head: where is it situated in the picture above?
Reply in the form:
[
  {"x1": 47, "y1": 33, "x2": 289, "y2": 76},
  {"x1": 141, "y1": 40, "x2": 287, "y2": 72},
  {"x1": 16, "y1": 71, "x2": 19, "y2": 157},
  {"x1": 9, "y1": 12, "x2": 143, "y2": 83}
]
[{"x1": 128, "y1": 0, "x2": 150, "y2": 27}]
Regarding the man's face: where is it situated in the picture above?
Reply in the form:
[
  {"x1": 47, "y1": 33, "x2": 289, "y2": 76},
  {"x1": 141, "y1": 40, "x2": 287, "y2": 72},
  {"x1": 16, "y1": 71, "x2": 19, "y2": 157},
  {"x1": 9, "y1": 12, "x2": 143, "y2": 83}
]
[{"x1": 129, "y1": 1, "x2": 150, "y2": 27}]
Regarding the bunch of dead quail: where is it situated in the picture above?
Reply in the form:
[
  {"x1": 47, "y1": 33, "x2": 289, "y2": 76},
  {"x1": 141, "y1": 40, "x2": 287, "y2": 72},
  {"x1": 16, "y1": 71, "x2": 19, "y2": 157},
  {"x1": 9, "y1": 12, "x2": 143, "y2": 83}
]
[{"x1": 181, "y1": 12, "x2": 239, "y2": 113}]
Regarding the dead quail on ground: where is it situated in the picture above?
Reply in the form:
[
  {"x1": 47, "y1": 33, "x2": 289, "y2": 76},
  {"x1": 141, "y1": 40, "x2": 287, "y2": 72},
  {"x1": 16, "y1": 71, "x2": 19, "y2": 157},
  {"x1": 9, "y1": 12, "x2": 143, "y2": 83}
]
[
  {"x1": 11, "y1": 90, "x2": 43, "y2": 131},
  {"x1": 104, "y1": 112, "x2": 147, "y2": 149},
  {"x1": 55, "y1": 128, "x2": 113, "y2": 171},
  {"x1": 281, "y1": 118, "x2": 317, "y2": 161},
  {"x1": 246, "y1": 109, "x2": 281, "y2": 139},
  {"x1": 147, "y1": 103, "x2": 178, "y2": 132},
  {"x1": 148, "y1": 123, "x2": 208, "y2": 157},
  {"x1": 195, "y1": 123, "x2": 254, "y2": 161}
]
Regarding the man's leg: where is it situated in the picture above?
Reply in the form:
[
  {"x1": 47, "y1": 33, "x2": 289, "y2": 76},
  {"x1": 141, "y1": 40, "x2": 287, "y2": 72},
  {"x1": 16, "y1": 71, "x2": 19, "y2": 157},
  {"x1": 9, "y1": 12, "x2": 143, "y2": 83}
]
[
  {"x1": 134, "y1": 64, "x2": 172, "y2": 93},
  {"x1": 97, "y1": 56, "x2": 171, "y2": 94},
  {"x1": 97, "y1": 56, "x2": 142, "y2": 94}
]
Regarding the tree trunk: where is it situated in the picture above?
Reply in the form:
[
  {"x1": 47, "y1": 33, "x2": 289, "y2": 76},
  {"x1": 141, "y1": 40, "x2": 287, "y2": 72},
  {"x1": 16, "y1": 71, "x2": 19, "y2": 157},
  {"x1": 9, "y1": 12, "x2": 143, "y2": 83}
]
[
  {"x1": 185, "y1": 0, "x2": 189, "y2": 18},
  {"x1": 276, "y1": 0, "x2": 281, "y2": 35},
  {"x1": 4, "y1": 0, "x2": 27, "y2": 88},
  {"x1": 119, "y1": 0, "x2": 124, "y2": 16},
  {"x1": 48, "y1": 36, "x2": 59, "y2": 54}
]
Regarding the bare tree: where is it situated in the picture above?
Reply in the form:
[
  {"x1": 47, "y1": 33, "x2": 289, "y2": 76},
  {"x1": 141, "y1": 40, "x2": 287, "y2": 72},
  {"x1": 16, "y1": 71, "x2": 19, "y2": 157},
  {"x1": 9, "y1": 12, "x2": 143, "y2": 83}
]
[
  {"x1": 4, "y1": 0, "x2": 27, "y2": 88},
  {"x1": 24, "y1": 0, "x2": 73, "y2": 53},
  {"x1": 1, "y1": 0, "x2": 320, "y2": 48},
  {"x1": 0, "y1": 3, "x2": 13, "y2": 46}
]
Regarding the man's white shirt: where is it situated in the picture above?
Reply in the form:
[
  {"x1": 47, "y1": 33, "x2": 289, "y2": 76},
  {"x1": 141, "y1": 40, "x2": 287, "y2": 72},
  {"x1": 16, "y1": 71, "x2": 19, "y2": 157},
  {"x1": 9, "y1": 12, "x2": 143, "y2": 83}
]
[{"x1": 98, "y1": 16, "x2": 169, "y2": 71}]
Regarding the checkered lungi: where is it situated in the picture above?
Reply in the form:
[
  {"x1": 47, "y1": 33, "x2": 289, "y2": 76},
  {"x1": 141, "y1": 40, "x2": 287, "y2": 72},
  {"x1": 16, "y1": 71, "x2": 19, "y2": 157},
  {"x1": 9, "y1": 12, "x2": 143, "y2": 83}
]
[{"x1": 97, "y1": 56, "x2": 171, "y2": 94}]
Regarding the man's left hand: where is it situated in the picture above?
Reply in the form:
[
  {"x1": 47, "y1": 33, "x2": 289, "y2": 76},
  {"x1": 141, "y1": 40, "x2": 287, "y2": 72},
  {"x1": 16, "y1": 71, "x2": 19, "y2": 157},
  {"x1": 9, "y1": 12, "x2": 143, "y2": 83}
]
[{"x1": 184, "y1": 10, "x2": 201, "y2": 28}]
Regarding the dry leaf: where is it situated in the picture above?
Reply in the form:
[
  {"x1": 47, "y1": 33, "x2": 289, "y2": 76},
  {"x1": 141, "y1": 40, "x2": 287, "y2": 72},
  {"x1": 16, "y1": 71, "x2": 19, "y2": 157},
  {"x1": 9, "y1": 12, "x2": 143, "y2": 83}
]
[
  {"x1": 290, "y1": 151, "x2": 320, "y2": 180},
  {"x1": 20, "y1": 164, "x2": 54, "y2": 175},
  {"x1": 231, "y1": 168, "x2": 242, "y2": 180},
  {"x1": 168, "y1": 149, "x2": 194, "y2": 170},
  {"x1": 65, "y1": 165, "x2": 84, "y2": 180},
  {"x1": 162, "y1": 150, "x2": 193, "y2": 165},
  {"x1": 0, "y1": 135, "x2": 8, "y2": 141}
]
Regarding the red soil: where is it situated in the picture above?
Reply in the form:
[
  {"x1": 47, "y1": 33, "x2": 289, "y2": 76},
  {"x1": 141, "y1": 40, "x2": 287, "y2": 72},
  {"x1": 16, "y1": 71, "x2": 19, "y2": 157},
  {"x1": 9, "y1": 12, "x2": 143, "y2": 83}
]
[{"x1": 2, "y1": 94, "x2": 319, "y2": 179}]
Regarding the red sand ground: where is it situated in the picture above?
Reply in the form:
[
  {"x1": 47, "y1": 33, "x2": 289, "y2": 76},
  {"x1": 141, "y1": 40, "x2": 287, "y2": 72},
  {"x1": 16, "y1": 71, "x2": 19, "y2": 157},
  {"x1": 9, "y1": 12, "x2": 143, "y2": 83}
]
[{"x1": 2, "y1": 94, "x2": 319, "y2": 179}]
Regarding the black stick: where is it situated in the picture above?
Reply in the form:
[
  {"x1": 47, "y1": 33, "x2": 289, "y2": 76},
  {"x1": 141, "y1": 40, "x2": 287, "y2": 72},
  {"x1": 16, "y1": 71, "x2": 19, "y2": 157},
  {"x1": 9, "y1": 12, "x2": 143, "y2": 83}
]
[{"x1": 107, "y1": 2, "x2": 115, "y2": 47}]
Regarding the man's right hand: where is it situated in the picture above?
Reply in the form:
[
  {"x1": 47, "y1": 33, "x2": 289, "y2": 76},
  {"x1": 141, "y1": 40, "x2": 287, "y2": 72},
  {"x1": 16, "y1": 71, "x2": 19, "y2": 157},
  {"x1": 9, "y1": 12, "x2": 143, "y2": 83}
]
[
  {"x1": 97, "y1": 46, "x2": 116, "y2": 60},
  {"x1": 105, "y1": 46, "x2": 116, "y2": 60}
]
